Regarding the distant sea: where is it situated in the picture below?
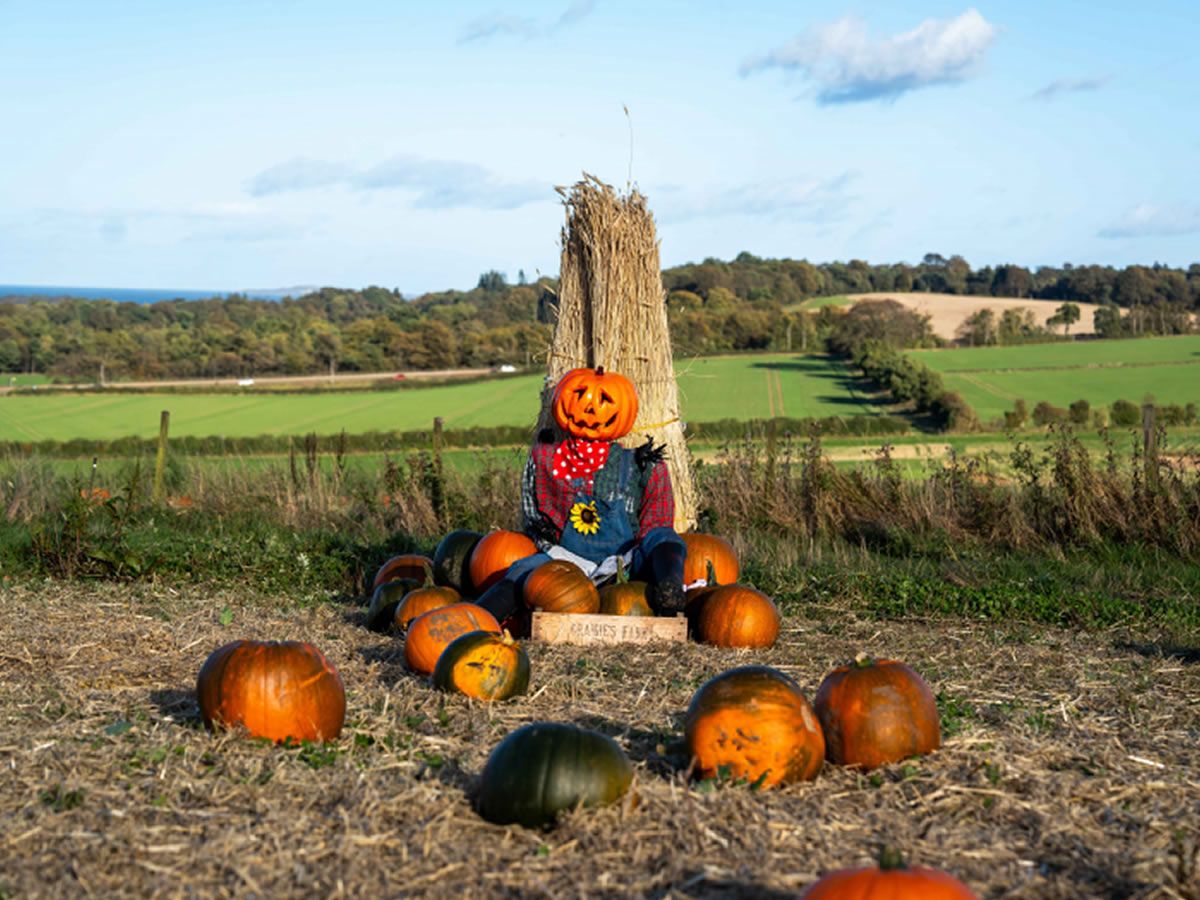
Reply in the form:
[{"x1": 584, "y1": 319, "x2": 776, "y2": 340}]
[{"x1": 0, "y1": 284, "x2": 306, "y2": 303}]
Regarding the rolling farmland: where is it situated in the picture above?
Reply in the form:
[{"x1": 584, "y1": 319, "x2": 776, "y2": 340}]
[
  {"x1": 0, "y1": 354, "x2": 885, "y2": 442},
  {"x1": 909, "y1": 335, "x2": 1200, "y2": 422}
]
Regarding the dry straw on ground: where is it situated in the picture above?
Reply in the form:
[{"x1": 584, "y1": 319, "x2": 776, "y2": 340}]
[
  {"x1": 1, "y1": 582, "x2": 1197, "y2": 898},
  {"x1": 537, "y1": 175, "x2": 697, "y2": 531}
]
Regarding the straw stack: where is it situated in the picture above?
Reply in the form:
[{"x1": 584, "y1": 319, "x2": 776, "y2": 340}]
[{"x1": 536, "y1": 175, "x2": 697, "y2": 532}]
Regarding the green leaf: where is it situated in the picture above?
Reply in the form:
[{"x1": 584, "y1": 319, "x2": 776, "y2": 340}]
[{"x1": 218, "y1": 606, "x2": 233, "y2": 627}]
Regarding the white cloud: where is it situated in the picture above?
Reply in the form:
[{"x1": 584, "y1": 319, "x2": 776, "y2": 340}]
[
  {"x1": 742, "y1": 8, "x2": 997, "y2": 104},
  {"x1": 656, "y1": 172, "x2": 855, "y2": 224},
  {"x1": 244, "y1": 155, "x2": 549, "y2": 211},
  {"x1": 459, "y1": 1, "x2": 596, "y2": 43},
  {"x1": 1098, "y1": 204, "x2": 1200, "y2": 239},
  {"x1": 1030, "y1": 76, "x2": 1108, "y2": 101}
]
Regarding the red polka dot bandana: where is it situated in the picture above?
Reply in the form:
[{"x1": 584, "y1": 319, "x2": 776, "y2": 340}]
[{"x1": 551, "y1": 439, "x2": 610, "y2": 482}]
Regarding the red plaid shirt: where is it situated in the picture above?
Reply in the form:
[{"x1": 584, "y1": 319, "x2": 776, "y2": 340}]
[{"x1": 522, "y1": 441, "x2": 674, "y2": 544}]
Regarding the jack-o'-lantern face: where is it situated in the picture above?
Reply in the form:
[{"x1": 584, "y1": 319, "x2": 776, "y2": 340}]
[{"x1": 552, "y1": 367, "x2": 638, "y2": 441}]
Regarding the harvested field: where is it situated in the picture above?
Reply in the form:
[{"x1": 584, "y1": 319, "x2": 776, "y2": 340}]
[
  {"x1": 845, "y1": 293, "x2": 1104, "y2": 341},
  {"x1": 1, "y1": 583, "x2": 1197, "y2": 899}
]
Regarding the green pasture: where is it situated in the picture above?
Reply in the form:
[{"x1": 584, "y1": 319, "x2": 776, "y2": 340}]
[
  {"x1": 0, "y1": 354, "x2": 886, "y2": 441},
  {"x1": 911, "y1": 334, "x2": 1200, "y2": 373},
  {"x1": 789, "y1": 294, "x2": 851, "y2": 311},
  {"x1": 3, "y1": 374, "x2": 50, "y2": 387}
]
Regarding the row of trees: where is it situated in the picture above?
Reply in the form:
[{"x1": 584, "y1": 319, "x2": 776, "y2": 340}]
[{"x1": 2, "y1": 254, "x2": 1197, "y2": 380}]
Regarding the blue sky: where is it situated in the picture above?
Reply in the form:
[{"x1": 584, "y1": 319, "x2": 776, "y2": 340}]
[{"x1": 1, "y1": 0, "x2": 1197, "y2": 293}]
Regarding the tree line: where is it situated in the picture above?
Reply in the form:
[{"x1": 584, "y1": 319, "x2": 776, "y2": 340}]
[{"x1": 2, "y1": 254, "x2": 1197, "y2": 381}]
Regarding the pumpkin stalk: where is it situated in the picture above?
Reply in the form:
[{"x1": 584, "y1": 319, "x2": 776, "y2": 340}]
[
  {"x1": 705, "y1": 559, "x2": 717, "y2": 587},
  {"x1": 615, "y1": 557, "x2": 628, "y2": 584},
  {"x1": 876, "y1": 845, "x2": 908, "y2": 871},
  {"x1": 853, "y1": 651, "x2": 876, "y2": 668}
]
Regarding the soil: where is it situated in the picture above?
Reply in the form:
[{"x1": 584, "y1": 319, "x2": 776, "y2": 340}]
[
  {"x1": 0, "y1": 582, "x2": 1196, "y2": 898},
  {"x1": 845, "y1": 293, "x2": 1104, "y2": 342}
]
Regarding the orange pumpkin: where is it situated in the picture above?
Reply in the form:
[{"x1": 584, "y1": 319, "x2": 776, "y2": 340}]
[
  {"x1": 801, "y1": 847, "x2": 977, "y2": 899},
  {"x1": 468, "y1": 530, "x2": 537, "y2": 593},
  {"x1": 685, "y1": 665, "x2": 824, "y2": 788},
  {"x1": 597, "y1": 558, "x2": 653, "y2": 616},
  {"x1": 373, "y1": 553, "x2": 433, "y2": 590},
  {"x1": 691, "y1": 584, "x2": 780, "y2": 648},
  {"x1": 394, "y1": 583, "x2": 461, "y2": 631},
  {"x1": 681, "y1": 533, "x2": 739, "y2": 586},
  {"x1": 551, "y1": 366, "x2": 639, "y2": 441},
  {"x1": 523, "y1": 560, "x2": 600, "y2": 614},
  {"x1": 404, "y1": 603, "x2": 501, "y2": 675},
  {"x1": 433, "y1": 630, "x2": 530, "y2": 701},
  {"x1": 196, "y1": 640, "x2": 345, "y2": 743},
  {"x1": 814, "y1": 654, "x2": 941, "y2": 770}
]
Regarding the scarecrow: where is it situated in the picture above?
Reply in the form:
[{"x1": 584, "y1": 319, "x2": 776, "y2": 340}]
[{"x1": 475, "y1": 366, "x2": 687, "y2": 622}]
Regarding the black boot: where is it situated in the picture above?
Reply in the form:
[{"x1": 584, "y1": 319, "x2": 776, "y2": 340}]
[
  {"x1": 474, "y1": 579, "x2": 520, "y2": 623},
  {"x1": 645, "y1": 542, "x2": 687, "y2": 615}
]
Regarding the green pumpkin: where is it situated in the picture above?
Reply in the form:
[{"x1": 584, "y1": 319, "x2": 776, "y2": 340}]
[
  {"x1": 433, "y1": 529, "x2": 483, "y2": 595},
  {"x1": 477, "y1": 722, "x2": 633, "y2": 828},
  {"x1": 365, "y1": 578, "x2": 421, "y2": 632},
  {"x1": 433, "y1": 631, "x2": 530, "y2": 701}
]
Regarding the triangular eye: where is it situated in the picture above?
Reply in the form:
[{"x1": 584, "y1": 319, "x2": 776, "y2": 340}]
[
  {"x1": 574, "y1": 387, "x2": 587, "y2": 399},
  {"x1": 599, "y1": 391, "x2": 613, "y2": 405}
]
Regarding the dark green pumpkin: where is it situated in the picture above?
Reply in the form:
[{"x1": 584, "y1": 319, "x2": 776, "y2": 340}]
[
  {"x1": 365, "y1": 578, "x2": 421, "y2": 632},
  {"x1": 433, "y1": 529, "x2": 483, "y2": 595},
  {"x1": 477, "y1": 722, "x2": 633, "y2": 827},
  {"x1": 433, "y1": 631, "x2": 530, "y2": 701}
]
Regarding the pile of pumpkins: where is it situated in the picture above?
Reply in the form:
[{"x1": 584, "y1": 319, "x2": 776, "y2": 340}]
[{"x1": 192, "y1": 528, "x2": 975, "y2": 898}]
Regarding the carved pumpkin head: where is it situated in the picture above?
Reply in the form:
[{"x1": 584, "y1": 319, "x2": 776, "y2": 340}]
[{"x1": 551, "y1": 367, "x2": 638, "y2": 441}]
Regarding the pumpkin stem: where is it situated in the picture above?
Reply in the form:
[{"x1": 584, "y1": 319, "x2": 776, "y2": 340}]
[
  {"x1": 595, "y1": 365, "x2": 605, "y2": 376},
  {"x1": 853, "y1": 651, "x2": 875, "y2": 669},
  {"x1": 421, "y1": 560, "x2": 436, "y2": 587},
  {"x1": 501, "y1": 629, "x2": 515, "y2": 646},
  {"x1": 705, "y1": 559, "x2": 717, "y2": 587},
  {"x1": 616, "y1": 557, "x2": 628, "y2": 584},
  {"x1": 876, "y1": 845, "x2": 908, "y2": 871}
]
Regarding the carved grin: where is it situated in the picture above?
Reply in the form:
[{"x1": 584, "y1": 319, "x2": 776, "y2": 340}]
[{"x1": 561, "y1": 408, "x2": 619, "y2": 434}]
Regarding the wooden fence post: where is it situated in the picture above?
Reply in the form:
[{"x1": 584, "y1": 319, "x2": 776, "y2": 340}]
[
  {"x1": 1142, "y1": 403, "x2": 1159, "y2": 492},
  {"x1": 431, "y1": 417, "x2": 446, "y2": 522},
  {"x1": 152, "y1": 411, "x2": 170, "y2": 503}
]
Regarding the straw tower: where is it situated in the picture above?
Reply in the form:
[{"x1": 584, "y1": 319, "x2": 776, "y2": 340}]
[{"x1": 537, "y1": 175, "x2": 697, "y2": 531}]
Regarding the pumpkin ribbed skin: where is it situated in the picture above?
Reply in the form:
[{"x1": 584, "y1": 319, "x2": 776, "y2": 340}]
[
  {"x1": 802, "y1": 854, "x2": 977, "y2": 899},
  {"x1": 477, "y1": 722, "x2": 633, "y2": 827},
  {"x1": 433, "y1": 631, "x2": 530, "y2": 701},
  {"x1": 523, "y1": 560, "x2": 600, "y2": 614},
  {"x1": 404, "y1": 603, "x2": 501, "y2": 675},
  {"x1": 469, "y1": 530, "x2": 538, "y2": 593},
  {"x1": 432, "y1": 529, "x2": 483, "y2": 594},
  {"x1": 551, "y1": 367, "x2": 638, "y2": 441},
  {"x1": 685, "y1": 665, "x2": 824, "y2": 788},
  {"x1": 394, "y1": 585, "x2": 461, "y2": 631},
  {"x1": 692, "y1": 584, "x2": 780, "y2": 648},
  {"x1": 197, "y1": 640, "x2": 345, "y2": 743},
  {"x1": 814, "y1": 657, "x2": 941, "y2": 770},
  {"x1": 598, "y1": 581, "x2": 653, "y2": 616},
  {"x1": 373, "y1": 553, "x2": 433, "y2": 590},
  {"x1": 365, "y1": 578, "x2": 421, "y2": 632},
  {"x1": 681, "y1": 533, "x2": 739, "y2": 586}
]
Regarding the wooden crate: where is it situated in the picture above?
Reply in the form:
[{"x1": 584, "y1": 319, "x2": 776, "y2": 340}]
[{"x1": 530, "y1": 611, "x2": 688, "y2": 646}]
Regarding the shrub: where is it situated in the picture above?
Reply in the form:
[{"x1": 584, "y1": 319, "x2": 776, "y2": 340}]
[
  {"x1": 1004, "y1": 398, "x2": 1028, "y2": 430},
  {"x1": 1032, "y1": 402, "x2": 1068, "y2": 426},
  {"x1": 1068, "y1": 399, "x2": 1091, "y2": 426},
  {"x1": 1110, "y1": 399, "x2": 1140, "y2": 427}
]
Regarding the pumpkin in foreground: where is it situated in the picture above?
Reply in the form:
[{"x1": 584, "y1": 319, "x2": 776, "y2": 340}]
[
  {"x1": 685, "y1": 665, "x2": 824, "y2": 788},
  {"x1": 404, "y1": 603, "x2": 501, "y2": 675},
  {"x1": 801, "y1": 847, "x2": 978, "y2": 899},
  {"x1": 433, "y1": 630, "x2": 530, "y2": 701},
  {"x1": 477, "y1": 722, "x2": 633, "y2": 827},
  {"x1": 469, "y1": 530, "x2": 538, "y2": 592},
  {"x1": 432, "y1": 529, "x2": 483, "y2": 594},
  {"x1": 372, "y1": 553, "x2": 433, "y2": 590},
  {"x1": 196, "y1": 640, "x2": 345, "y2": 743},
  {"x1": 690, "y1": 584, "x2": 780, "y2": 648},
  {"x1": 681, "y1": 532, "x2": 739, "y2": 586},
  {"x1": 814, "y1": 654, "x2": 941, "y2": 770},
  {"x1": 523, "y1": 560, "x2": 600, "y2": 614}
]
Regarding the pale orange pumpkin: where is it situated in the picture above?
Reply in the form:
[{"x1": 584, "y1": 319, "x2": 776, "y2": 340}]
[
  {"x1": 404, "y1": 603, "x2": 501, "y2": 675},
  {"x1": 685, "y1": 665, "x2": 824, "y2": 788},
  {"x1": 551, "y1": 366, "x2": 639, "y2": 441},
  {"x1": 691, "y1": 584, "x2": 780, "y2": 648}
]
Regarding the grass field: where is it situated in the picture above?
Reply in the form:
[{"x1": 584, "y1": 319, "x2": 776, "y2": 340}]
[
  {"x1": 909, "y1": 336, "x2": 1200, "y2": 422},
  {"x1": 0, "y1": 354, "x2": 885, "y2": 441}
]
